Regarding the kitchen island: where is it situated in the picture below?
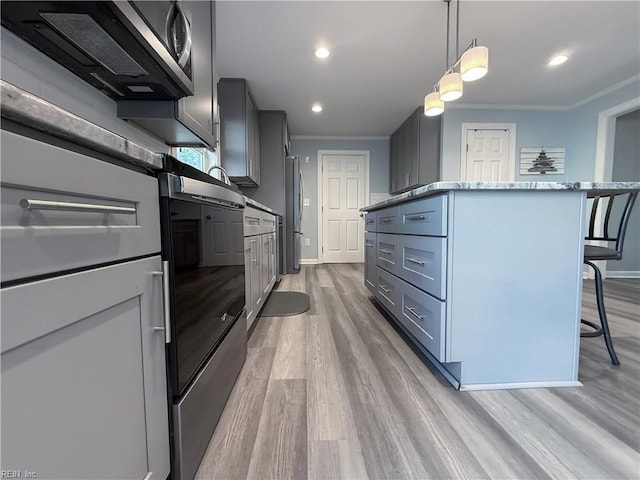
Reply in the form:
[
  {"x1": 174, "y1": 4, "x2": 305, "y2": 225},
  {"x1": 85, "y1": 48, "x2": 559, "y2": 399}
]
[{"x1": 362, "y1": 182, "x2": 640, "y2": 390}]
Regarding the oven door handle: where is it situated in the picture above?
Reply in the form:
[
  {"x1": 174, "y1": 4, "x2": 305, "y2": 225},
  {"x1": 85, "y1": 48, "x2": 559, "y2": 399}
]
[{"x1": 152, "y1": 261, "x2": 172, "y2": 344}]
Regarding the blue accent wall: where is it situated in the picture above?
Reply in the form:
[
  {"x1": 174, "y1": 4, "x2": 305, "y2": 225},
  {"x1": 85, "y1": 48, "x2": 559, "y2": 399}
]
[
  {"x1": 441, "y1": 78, "x2": 640, "y2": 183},
  {"x1": 290, "y1": 138, "x2": 390, "y2": 261}
]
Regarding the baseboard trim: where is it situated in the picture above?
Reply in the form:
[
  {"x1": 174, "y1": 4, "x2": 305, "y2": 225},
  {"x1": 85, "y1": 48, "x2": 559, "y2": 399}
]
[
  {"x1": 459, "y1": 380, "x2": 583, "y2": 391},
  {"x1": 606, "y1": 271, "x2": 640, "y2": 279},
  {"x1": 299, "y1": 259, "x2": 319, "y2": 265}
]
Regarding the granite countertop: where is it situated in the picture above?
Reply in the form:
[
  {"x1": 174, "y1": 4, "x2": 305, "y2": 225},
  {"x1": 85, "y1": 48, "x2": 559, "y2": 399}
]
[
  {"x1": 244, "y1": 197, "x2": 281, "y2": 216},
  {"x1": 1, "y1": 81, "x2": 162, "y2": 170},
  {"x1": 362, "y1": 181, "x2": 640, "y2": 211}
]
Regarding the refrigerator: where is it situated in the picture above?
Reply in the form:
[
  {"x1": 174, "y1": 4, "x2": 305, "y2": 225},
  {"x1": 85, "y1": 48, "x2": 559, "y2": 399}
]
[{"x1": 284, "y1": 156, "x2": 303, "y2": 273}]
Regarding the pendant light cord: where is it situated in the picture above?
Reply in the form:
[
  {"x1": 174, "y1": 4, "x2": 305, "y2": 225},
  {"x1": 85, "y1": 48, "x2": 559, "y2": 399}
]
[
  {"x1": 445, "y1": 0, "x2": 450, "y2": 70},
  {"x1": 456, "y1": 0, "x2": 460, "y2": 58}
]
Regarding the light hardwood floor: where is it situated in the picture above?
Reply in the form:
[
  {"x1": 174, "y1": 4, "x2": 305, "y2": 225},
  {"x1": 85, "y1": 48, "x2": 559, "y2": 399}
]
[{"x1": 196, "y1": 265, "x2": 640, "y2": 480}]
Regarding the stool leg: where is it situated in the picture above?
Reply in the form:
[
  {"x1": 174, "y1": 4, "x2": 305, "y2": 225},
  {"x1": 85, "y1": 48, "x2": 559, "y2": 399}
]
[{"x1": 586, "y1": 260, "x2": 620, "y2": 365}]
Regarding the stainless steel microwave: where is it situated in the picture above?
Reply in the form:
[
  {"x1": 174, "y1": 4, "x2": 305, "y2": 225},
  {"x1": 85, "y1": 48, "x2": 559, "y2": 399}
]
[{"x1": 1, "y1": 1, "x2": 194, "y2": 100}]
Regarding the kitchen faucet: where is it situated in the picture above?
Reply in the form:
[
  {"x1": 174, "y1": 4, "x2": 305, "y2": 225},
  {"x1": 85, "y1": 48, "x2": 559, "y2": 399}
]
[{"x1": 207, "y1": 165, "x2": 231, "y2": 186}]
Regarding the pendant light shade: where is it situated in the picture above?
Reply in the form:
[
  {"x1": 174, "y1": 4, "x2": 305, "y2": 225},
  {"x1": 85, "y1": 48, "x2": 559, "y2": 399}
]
[
  {"x1": 439, "y1": 72, "x2": 463, "y2": 102},
  {"x1": 460, "y1": 45, "x2": 489, "y2": 81},
  {"x1": 424, "y1": 92, "x2": 444, "y2": 116}
]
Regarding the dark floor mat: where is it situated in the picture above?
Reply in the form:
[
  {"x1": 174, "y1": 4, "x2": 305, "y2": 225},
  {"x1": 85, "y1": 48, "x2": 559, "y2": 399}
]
[{"x1": 259, "y1": 291, "x2": 310, "y2": 317}]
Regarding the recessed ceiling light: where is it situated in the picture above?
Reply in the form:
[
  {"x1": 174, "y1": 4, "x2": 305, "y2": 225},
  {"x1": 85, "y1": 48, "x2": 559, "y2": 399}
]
[
  {"x1": 312, "y1": 103, "x2": 323, "y2": 113},
  {"x1": 315, "y1": 47, "x2": 330, "y2": 59},
  {"x1": 548, "y1": 55, "x2": 568, "y2": 66}
]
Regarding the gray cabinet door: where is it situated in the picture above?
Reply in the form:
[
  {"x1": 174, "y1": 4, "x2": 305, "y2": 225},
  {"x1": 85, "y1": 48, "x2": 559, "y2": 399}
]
[
  {"x1": 365, "y1": 232, "x2": 376, "y2": 292},
  {"x1": 261, "y1": 233, "x2": 270, "y2": 295},
  {"x1": 251, "y1": 236, "x2": 262, "y2": 317},
  {"x1": 178, "y1": 1, "x2": 214, "y2": 140},
  {"x1": 418, "y1": 114, "x2": 441, "y2": 186},
  {"x1": 405, "y1": 109, "x2": 420, "y2": 189},
  {"x1": 1, "y1": 256, "x2": 169, "y2": 480},
  {"x1": 219, "y1": 78, "x2": 260, "y2": 186},
  {"x1": 389, "y1": 130, "x2": 401, "y2": 193},
  {"x1": 244, "y1": 236, "x2": 255, "y2": 328}
]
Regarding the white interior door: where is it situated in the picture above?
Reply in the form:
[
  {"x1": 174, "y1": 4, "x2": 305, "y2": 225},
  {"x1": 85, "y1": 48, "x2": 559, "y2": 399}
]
[
  {"x1": 463, "y1": 129, "x2": 513, "y2": 181},
  {"x1": 321, "y1": 152, "x2": 368, "y2": 263}
]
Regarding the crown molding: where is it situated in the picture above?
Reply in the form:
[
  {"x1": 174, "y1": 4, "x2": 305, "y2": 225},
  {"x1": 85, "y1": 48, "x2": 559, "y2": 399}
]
[{"x1": 290, "y1": 135, "x2": 389, "y2": 141}]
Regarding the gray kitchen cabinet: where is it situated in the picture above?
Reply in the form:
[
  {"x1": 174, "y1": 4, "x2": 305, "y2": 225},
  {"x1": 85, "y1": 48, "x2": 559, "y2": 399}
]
[
  {"x1": 364, "y1": 187, "x2": 592, "y2": 389},
  {"x1": 117, "y1": 1, "x2": 218, "y2": 148},
  {"x1": 243, "y1": 206, "x2": 277, "y2": 330},
  {"x1": 218, "y1": 78, "x2": 260, "y2": 186},
  {"x1": 1, "y1": 256, "x2": 170, "y2": 480},
  {"x1": 389, "y1": 107, "x2": 441, "y2": 194},
  {"x1": 0, "y1": 130, "x2": 160, "y2": 284}
]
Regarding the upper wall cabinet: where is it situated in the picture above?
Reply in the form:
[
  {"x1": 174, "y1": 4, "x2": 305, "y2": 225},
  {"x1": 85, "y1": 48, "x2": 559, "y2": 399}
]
[
  {"x1": 390, "y1": 108, "x2": 441, "y2": 194},
  {"x1": 218, "y1": 78, "x2": 260, "y2": 186},
  {"x1": 117, "y1": 1, "x2": 217, "y2": 148}
]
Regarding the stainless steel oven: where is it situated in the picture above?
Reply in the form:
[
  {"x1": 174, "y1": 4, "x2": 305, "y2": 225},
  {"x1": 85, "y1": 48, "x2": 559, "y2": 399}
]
[{"x1": 158, "y1": 160, "x2": 246, "y2": 480}]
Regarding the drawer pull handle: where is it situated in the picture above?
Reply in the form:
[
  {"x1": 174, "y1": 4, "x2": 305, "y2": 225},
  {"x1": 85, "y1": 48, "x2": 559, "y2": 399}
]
[
  {"x1": 379, "y1": 248, "x2": 393, "y2": 254},
  {"x1": 406, "y1": 257, "x2": 425, "y2": 266},
  {"x1": 406, "y1": 214, "x2": 426, "y2": 221},
  {"x1": 379, "y1": 285, "x2": 391, "y2": 293},
  {"x1": 380, "y1": 218, "x2": 393, "y2": 223},
  {"x1": 20, "y1": 199, "x2": 135, "y2": 215},
  {"x1": 366, "y1": 219, "x2": 375, "y2": 224},
  {"x1": 405, "y1": 306, "x2": 424, "y2": 321},
  {"x1": 151, "y1": 261, "x2": 172, "y2": 344},
  {"x1": 365, "y1": 243, "x2": 375, "y2": 248}
]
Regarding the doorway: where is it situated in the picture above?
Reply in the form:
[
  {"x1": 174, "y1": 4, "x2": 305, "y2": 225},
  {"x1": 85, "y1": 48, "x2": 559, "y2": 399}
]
[
  {"x1": 594, "y1": 98, "x2": 640, "y2": 278},
  {"x1": 317, "y1": 150, "x2": 370, "y2": 263},
  {"x1": 460, "y1": 124, "x2": 516, "y2": 181}
]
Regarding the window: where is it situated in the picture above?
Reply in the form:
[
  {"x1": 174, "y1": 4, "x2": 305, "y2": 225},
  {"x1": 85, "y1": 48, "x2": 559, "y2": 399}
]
[
  {"x1": 174, "y1": 147, "x2": 219, "y2": 176},
  {"x1": 176, "y1": 147, "x2": 204, "y2": 171}
]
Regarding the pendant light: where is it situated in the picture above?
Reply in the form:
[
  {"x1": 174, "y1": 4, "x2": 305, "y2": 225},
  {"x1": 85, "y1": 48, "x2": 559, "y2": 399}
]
[
  {"x1": 439, "y1": 71, "x2": 463, "y2": 101},
  {"x1": 460, "y1": 41, "x2": 489, "y2": 81},
  {"x1": 423, "y1": 0, "x2": 489, "y2": 116},
  {"x1": 424, "y1": 91, "x2": 444, "y2": 116}
]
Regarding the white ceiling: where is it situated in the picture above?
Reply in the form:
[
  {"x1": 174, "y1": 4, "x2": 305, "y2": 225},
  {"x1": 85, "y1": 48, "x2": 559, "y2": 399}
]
[{"x1": 215, "y1": 1, "x2": 640, "y2": 137}]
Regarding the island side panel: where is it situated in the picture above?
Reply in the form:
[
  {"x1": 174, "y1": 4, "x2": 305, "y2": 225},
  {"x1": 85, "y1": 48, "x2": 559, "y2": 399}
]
[{"x1": 446, "y1": 190, "x2": 585, "y2": 387}]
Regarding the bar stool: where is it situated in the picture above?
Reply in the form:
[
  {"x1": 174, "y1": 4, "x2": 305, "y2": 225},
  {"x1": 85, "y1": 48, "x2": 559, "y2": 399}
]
[{"x1": 582, "y1": 191, "x2": 638, "y2": 365}]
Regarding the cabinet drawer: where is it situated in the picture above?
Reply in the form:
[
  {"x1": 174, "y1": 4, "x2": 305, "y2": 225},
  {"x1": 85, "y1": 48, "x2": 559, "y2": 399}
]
[
  {"x1": 398, "y1": 278, "x2": 446, "y2": 361},
  {"x1": 243, "y1": 206, "x2": 262, "y2": 236},
  {"x1": 374, "y1": 266, "x2": 400, "y2": 318},
  {"x1": 398, "y1": 235, "x2": 447, "y2": 300},
  {"x1": 261, "y1": 211, "x2": 276, "y2": 232},
  {"x1": 376, "y1": 233, "x2": 399, "y2": 275},
  {"x1": 0, "y1": 130, "x2": 160, "y2": 283},
  {"x1": 376, "y1": 207, "x2": 398, "y2": 233},
  {"x1": 364, "y1": 211, "x2": 377, "y2": 231},
  {"x1": 398, "y1": 195, "x2": 447, "y2": 236}
]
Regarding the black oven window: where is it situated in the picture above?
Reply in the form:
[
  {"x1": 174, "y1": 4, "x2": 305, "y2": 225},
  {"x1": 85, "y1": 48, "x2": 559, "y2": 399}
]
[{"x1": 168, "y1": 200, "x2": 245, "y2": 395}]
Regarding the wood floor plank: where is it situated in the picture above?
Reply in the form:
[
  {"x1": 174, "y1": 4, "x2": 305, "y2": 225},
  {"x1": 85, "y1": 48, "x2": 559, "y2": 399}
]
[
  {"x1": 270, "y1": 315, "x2": 307, "y2": 380},
  {"x1": 307, "y1": 440, "x2": 369, "y2": 480},
  {"x1": 305, "y1": 316, "x2": 369, "y2": 479},
  {"x1": 195, "y1": 346, "x2": 276, "y2": 480},
  {"x1": 319, "y1": 287, "x2": 431, "y2": 479},
  {"x1": 248, "y1": 316, "x2": 283, "y2": 349},
  {"x1": 246, "y1": 379, "x2": 308, "y2": 480},
  {"x1": 514, "y1": 388, "x2": 640, "y2": 478}
]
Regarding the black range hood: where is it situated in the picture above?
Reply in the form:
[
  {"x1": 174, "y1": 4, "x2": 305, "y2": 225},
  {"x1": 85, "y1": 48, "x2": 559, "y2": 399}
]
[{"x1": 1, "y1": 1, "x2": 194, "y2": 100}]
